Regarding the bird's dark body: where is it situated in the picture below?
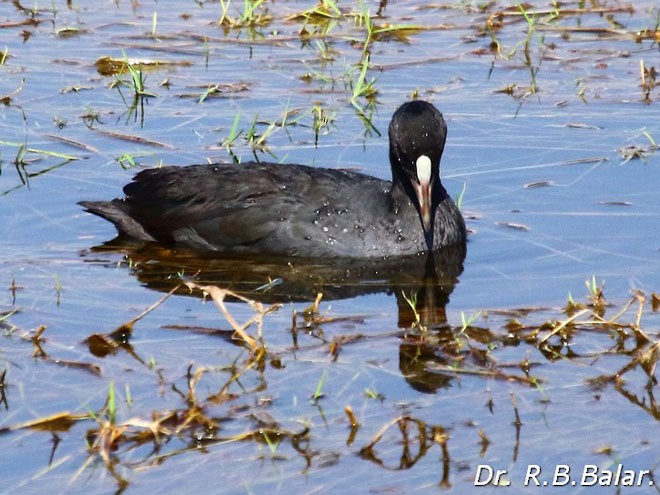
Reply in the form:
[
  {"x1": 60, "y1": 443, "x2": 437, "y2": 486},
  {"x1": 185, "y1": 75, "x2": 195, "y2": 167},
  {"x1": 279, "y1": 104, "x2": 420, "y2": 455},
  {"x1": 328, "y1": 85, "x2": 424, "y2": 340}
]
[{"x1": 80, "y1": 101, "x2": 467, "y2": 258}]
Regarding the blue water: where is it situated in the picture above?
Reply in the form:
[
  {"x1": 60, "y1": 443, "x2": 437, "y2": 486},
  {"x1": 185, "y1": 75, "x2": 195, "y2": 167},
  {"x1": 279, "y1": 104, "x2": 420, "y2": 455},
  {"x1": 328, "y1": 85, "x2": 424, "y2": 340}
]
[{"x1": 1, "y1": 1, "x2": 659, "y2": 493}]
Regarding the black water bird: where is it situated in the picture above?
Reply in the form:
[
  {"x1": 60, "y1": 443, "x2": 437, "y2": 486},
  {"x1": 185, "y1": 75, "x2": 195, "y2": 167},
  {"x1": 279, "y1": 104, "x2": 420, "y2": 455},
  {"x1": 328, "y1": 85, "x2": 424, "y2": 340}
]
[{"x1": 80, "y1": 100, "x2": 466, "y2": 258}]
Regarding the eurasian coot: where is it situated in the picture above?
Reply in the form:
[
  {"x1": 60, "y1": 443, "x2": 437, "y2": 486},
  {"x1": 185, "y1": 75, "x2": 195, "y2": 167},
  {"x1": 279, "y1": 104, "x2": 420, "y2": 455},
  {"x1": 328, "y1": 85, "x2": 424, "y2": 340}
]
[{"x1": 80, "y1": 100, "x2": 466, "y2": 258}]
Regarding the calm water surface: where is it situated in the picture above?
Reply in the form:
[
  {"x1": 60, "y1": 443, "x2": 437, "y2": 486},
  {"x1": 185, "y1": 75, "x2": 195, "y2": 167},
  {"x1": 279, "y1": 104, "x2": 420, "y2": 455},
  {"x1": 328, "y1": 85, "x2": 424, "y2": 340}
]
[{"x1": 1, "y1": 1, "x2": 659, "y2": 493}]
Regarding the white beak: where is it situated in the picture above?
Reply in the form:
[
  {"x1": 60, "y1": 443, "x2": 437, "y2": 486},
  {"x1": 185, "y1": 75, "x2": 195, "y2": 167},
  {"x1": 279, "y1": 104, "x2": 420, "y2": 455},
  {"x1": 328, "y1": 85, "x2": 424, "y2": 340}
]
[{"x1": 414, "y1": 155, "x2": 433, "y2": 232}]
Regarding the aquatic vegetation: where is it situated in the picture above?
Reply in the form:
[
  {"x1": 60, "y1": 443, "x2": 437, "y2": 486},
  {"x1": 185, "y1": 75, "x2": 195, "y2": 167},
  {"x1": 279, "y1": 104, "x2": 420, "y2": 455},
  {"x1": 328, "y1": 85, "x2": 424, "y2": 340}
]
[
  {"x1": 151, "y1": 11, "x2": 158, "y2": 39},
  {"x1": 1, "y1": 1, "x2": 659, "y2": 493},
  {"x1": 350, "y1": 53, "x2": 378, "y2": 113},
  {"x1": 101, "y1": 54, "x2": 162, "y2": 126},
  {"x1": 619, "y1": 129, "x2": 658, "y2": 164},
  {"x1": 0, "y1": 140, "x2": 78, "y2": 194},
  {"x1": 290, "y1": 0, "x2": 342, "y2": 49},
  {"x1": 479, "y1": 1, "x2": 659, "y2": 113},
  {"x1": 220, "y1": 109, "x2": 302, "y2": 162},
  {"x1": 94, "y1": 56, "x2": 192, "y2": 77},
  {"x1": 516, "y1": 2, "x2": 544, "y2": 95},
  {"x1": 287, "y1": 0, "x2": 342, "y2": 25},
  {"x1": 311, "y1": 103, "x2": 335, "y2": 147},
  {"x1": 107, "y1": 55, "x2": 157, "y2": 99},
  {"x1": 184, "y1": 281, "x2": 280, "y2": 358},
  {"x1": 116, "y1": 151, "x2": 162, "y2": 169},
  {"x1": 455, "y1": 181, "x2": 467, "y2": 211},
  {"x1": 53, "y1": 273, "x2": 62, "y2": 306},
  {"x1": 219, "y1": 0, "x2": 272, "y2": 29},
  {"x1": 311, "y1": 370, "x2": 327, "y2": 403},
  {"x1": 640, "y1": 60, "x2": 657, "y2": 103},
  {"x1": 221, "y1": 111, "x2": 243, "y2": 159},
  {"x1": 0, "y1": 79, "x2": 23, "y2": 106},
  {"x1": 3, "y1": 281, "x2": 660, "y2": 491}
]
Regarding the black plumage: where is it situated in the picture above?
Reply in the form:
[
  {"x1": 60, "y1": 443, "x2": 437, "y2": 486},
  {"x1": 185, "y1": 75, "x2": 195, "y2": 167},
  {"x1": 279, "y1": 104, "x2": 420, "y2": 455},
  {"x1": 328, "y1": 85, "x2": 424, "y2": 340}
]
[{"x1": 80, "y1": 100, "x2": 466, "y2": 258}]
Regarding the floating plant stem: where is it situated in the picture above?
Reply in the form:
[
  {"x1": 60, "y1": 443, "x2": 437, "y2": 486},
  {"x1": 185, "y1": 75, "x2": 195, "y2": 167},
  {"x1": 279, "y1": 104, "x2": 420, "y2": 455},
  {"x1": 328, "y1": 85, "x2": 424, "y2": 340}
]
[
  {"x1": 516, "y1": 2, "x2": 544, "y2": 95},
  {"x1": 355, "y1": 0, "x2": 374, "y2": 60},
  {"x1": 151, "y1": 11, "x2": 157, "y2": 38},
  {"x1": 640, "y1": 60, "x2": 657, "y2": 103},
  {"x1": 455, "y1": 181, "x2": 467, "y2": 211},
  {"x1": 459, "y1": 311, "x2": 481, "y2": 334},
  {"x1": 0, "y1": 140, "x2": 78, "y2": 162},
  {"x1": 401, "y1": 291, "x2": 422, "y2": 329},
  {"x1": 222, "y1": 111, "x2": 242, "y2": 160},
  {"x1": 350, "y1": 53, "x2": 378, "y2": 113},
  {"x1": 53, "y1": 274, "x2": 62, "y2": 306},
  {"x1": 642, "y1": 129, "x2": 657, "y2": 150},
  {"x1": 262, "y1": 431, "x2": 281, "y2": 455},
  {"x1": 312, "y1": 370, "x2": 327, "y2": 402},
  {"x1": 106, "y1": 381, "x2": 117, "y2": 425},
  {"x1": 312, "y1": 103, "x2": 335, "y2": 147}
]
